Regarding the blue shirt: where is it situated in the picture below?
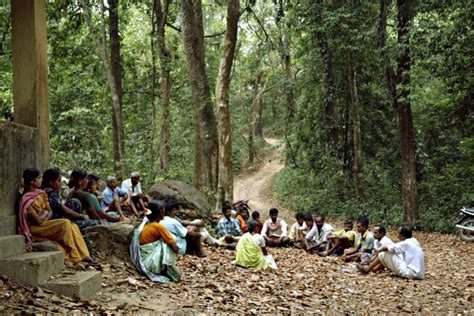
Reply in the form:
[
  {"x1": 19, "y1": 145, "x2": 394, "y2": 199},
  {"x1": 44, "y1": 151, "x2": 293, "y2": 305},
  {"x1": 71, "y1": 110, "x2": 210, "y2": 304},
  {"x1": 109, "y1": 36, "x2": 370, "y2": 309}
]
[
  {"x1": 217, "y1": 217, "x2": 241, "y2": 237},
  {"x1": 102, "y1": 186, "x2": 127, "y2": 208},
  {"x1": 160, "y1": 216, "x2": 188, "y2": 255}
]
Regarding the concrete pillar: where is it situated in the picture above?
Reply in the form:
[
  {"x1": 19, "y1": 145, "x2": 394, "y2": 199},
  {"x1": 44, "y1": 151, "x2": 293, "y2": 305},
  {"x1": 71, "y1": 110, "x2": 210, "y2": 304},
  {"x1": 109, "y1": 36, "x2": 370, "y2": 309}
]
[{"x1": 11, "y1": 0, "x2": 49, "y2": 170}]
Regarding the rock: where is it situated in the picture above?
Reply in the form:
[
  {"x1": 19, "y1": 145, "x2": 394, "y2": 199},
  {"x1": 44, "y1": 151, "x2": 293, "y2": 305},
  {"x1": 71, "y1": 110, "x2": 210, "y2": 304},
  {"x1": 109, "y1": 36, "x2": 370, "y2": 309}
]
[
  {"x1": 84, "y1": 224, "x2": 135, "y2": 262},
  {"x1": 148, "y1": 180, "x2": 213, "y2": 222},
  {"x1": 32, "y1": 241, "x2": 58, "y2": 252}
]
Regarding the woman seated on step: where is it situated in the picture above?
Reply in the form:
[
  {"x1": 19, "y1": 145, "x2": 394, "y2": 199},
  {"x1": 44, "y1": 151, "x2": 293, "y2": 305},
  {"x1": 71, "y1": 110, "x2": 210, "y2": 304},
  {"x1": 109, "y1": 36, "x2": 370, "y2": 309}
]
[
  {"x1": 41, "y1": 168, "x2": 102, "y2": 230},
  {"x1": 18, "y1": 168, "x2": 92, "y2": 263},
  {"x1": 130, "y1": 200, "x2": 180, "y2": 283},
  {"x1": 67, "y1": 169, "x2": 129, "y2": 224},
  {"x1": 234, "y1": 220, "x2": 277, "y2": 270}
]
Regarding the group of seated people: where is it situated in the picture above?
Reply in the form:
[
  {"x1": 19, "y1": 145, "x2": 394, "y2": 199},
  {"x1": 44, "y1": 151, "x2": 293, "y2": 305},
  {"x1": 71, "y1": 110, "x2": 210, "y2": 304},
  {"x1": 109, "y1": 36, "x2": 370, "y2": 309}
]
[{"x1": 17, "y1": 167, "x2": 148, "y2": 264}]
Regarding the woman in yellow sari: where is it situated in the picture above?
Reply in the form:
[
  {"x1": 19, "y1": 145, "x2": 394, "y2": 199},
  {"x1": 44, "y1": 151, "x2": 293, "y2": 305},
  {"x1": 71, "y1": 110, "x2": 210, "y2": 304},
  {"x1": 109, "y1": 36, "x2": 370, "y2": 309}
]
[
  {"x1": 19, "y1": 168, "x2": 91, "y2": 263},
  {"x1": 234, "y1": 220, "x2": 277, "y2": 270}
]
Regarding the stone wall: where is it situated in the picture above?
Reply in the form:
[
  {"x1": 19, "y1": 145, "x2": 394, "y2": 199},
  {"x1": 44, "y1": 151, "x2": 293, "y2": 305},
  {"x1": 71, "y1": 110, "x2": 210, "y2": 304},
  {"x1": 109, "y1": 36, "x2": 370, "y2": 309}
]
[{"x1": 0, "y1": 122, "x2": 41, "y2": 236}]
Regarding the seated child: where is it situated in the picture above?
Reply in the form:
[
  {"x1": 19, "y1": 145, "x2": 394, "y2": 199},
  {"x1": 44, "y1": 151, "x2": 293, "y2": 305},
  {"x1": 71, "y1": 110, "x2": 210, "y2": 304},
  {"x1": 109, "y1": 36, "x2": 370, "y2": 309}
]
[
  {"x1": 289, "y1": 212, "x2": 308, "y2": 248},
  {"x1": 342, "y1": 217, "x2": 374, "y2": 262},
  {"x1": 321, "y1": 219, "x2": 357, "y2": 256},
  {"x1": 261, "y1": 208, "x2": 289, "y2": 247},
  {"x1": 216, "y1": 202, "x2": 242, "y2": 249},
  {"x1": 251, "y1": 211, "x2": 263, "y2": 231}
]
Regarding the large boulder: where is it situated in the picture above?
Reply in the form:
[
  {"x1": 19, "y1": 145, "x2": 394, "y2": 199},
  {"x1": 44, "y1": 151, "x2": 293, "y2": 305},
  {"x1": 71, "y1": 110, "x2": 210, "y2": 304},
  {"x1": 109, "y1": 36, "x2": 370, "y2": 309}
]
[
  {"x1": 83, "y1": 223, "x2": 135, "y2": 262},
  {"x1": 148, "y1": 180, "x2": 213, "y2": 222}
]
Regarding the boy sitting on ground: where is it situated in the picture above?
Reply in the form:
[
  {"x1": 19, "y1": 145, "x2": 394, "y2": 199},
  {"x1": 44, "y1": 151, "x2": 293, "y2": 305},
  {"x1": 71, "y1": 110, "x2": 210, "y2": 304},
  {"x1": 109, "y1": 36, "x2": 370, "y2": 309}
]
[
  {"x1": 251, "y1": 211, "x2": 263, "y2": 231},
  {"x1": 217, "y1": 202, "x2": 242, "y2": 249},
  {"x1": 289, "y1": 212, "x2": 308, "y2": 248},
  {"x1": 342, "y1": 217, "x2": 374, "y2": 263},
  {"x1": 320, "y1": 219, "x2": 357, "y2": 256},
  {"x1": 261, "y1": 208, "x2": 289, "y2": 247}
]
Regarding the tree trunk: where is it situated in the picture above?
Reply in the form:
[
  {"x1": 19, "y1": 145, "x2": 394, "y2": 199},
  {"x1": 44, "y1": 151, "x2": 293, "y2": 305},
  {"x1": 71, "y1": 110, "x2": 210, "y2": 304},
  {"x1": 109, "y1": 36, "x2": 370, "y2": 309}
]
[
  {"x1": 215, "y1": 0, "x2": 240, "y2": 205},
  {"x1": 254, "y1": 94, "x2": 264, "y2": 139},
  {"x1": 154, "y1": 0, "x2": 171, "y2": 173},
  {"x1": 80, "y1": 0, "x2": 125, "y2": 174},
  {"x1": 248, "y1": 73, "x2": 261, "y2": 164},
  {"x1": 348, "y1": 52, "x2": 365, "y2": 202},
  {"x1": 180, "y1": 0, "x2": 219, "y2": 192},
  {"x1": 396, "y1": 0, "x2": 418, "y2": 222}
]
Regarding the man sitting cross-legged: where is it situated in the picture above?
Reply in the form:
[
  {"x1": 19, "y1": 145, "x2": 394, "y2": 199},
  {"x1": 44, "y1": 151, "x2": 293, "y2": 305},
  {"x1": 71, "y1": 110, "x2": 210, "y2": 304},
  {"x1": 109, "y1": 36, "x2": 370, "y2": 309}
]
[
  {"x1": 217, "y1": 202, "x2": 242, "y2": 249},
  {"x1": 261, "y1": 208, "x2": 290, "y2": 247},
  {"x1": 320, "y1": 219, "x2": 357, "y2": 256},
  {"x1": 305, "y1": 215, "x2": 333, "y2": 253},
  {"x1": 357, "y1": 226, "x2": 425, "y2": 279},
  {"x1": 342, "y1": 217, "x2": 374, "y2": 262}
]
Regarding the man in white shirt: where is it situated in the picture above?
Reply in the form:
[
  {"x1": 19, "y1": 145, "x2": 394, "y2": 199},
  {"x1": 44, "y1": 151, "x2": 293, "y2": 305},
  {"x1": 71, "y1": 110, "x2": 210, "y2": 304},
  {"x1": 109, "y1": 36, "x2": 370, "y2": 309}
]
[
  {"x1": 261, "y1": 208, "x2": 289, "y2": 247},
  {"x1": 305, "y1": 215, "x2": 333, "y2": 253},
  {"x1": 357, "y1": 227, "x2": 425, "y2": 279},
  {"x1": 121, "y1": 172, "x2": 147, "y2": 216}
]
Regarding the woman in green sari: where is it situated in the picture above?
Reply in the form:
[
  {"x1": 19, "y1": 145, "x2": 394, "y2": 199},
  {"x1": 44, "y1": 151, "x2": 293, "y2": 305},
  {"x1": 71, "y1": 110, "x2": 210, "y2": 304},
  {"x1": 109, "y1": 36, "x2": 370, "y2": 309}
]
[{"x1": 235, "y1": 220, "x2": 277, "y2": 270}]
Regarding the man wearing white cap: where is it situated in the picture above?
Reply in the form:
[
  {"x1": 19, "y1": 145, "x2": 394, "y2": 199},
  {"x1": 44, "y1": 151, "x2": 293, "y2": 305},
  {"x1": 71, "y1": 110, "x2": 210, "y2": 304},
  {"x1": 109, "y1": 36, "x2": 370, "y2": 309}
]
[{"x1": 122, "y1": 172, "x2": 147, "y2": 216}]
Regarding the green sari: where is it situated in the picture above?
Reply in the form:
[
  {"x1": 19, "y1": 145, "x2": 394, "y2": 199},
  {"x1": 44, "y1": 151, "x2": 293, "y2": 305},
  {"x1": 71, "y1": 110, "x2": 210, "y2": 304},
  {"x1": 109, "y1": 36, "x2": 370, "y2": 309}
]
[{"x1": 235, "y1": 233, "x2": 277, "y2": 270}]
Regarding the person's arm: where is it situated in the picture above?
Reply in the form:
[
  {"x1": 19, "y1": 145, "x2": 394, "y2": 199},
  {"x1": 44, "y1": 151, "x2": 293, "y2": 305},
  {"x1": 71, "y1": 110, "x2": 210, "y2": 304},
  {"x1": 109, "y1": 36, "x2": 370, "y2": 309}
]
[
  {"x1": 60, "y1": 204, "x2": 85, "y2": 220},
  {"x1": 261, "y1": 222, "x2": 268, "y2": 237},
  {"x1": 385, "y1": 240, "x2": 407, "y2": 254},
  {"x1": 234, "y1": 219, "x2": 242, "y2": 235},
  {"x1": 169, "y1": 241, "x2": 180, "y2": 254},
  {"x1": 217, "y1": 220, "x2": 225, "y2": 237},
  {"x1": 281, "y1": 220, "x2": 288, "y2": 237},
  {"x1": 261, "y1": 246, "x2": 269, "y2": 256},
  {"x1": 306, "y1": 225, "x2": 317, "y2": 241},
  {"x1": 28, "y1": 207, "x2": 51, "y2": 226},
  {"x1": 289, "y1": 223, "x2": 297, "y2": 240}
]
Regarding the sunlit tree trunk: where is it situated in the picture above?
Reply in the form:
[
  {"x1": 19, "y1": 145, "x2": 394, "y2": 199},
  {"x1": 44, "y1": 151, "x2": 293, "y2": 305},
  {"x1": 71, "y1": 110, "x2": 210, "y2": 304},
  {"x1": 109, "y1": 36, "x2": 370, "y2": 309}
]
[
  {"x1": 216, "y1": 0, "x2": 240, "y2": 205},
  {"x1": 181, "y1": 0, "x2": 219, "y2": 192}
]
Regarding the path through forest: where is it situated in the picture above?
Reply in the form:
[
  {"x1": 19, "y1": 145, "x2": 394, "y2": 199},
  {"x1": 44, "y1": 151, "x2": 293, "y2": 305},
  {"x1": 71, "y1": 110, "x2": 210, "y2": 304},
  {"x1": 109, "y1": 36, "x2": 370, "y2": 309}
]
[{"x1": 1, "y1": 140, "x2": 473, "y2": 314}]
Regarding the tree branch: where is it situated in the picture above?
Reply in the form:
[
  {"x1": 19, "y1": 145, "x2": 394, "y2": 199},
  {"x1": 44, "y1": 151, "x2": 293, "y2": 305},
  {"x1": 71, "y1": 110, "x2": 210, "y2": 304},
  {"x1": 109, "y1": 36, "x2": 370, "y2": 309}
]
[{"x1": 165, "y1": 21, "x2": 225, "y2": 38}]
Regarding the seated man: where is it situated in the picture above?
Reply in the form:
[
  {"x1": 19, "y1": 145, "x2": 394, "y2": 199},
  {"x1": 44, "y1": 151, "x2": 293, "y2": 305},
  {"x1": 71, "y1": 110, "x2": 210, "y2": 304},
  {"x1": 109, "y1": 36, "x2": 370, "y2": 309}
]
[
  {"x1": 121, "y1": 172, "x2": 147, "y2": 216},
  {"x1": 217, "y1": 202, "x2": 242, "y2": 248},
  {"x1": 357, "y1": 227, "x2": 425, "y2": 279},
  {"x1": 305, "y1": 215, "x2": 333, "y2": 253},
  {"x1": 321, "y1": 219, "x2": 357, "y2": 256},
  {"x1": 261, "y1": 208, "x2": 289, "y2": 247},
  {"x1": 102, "y1": 176, "x2": 129, "y2": 218},
  {"x1": 289, "y1": 212, "x2": 308, "y2": 248},
  {"x1": 160, "y1": 196, "x2": 206, "y2": 257},
  {"x1": 342, "y1": 217, "x2": 374, "y2": 262}
]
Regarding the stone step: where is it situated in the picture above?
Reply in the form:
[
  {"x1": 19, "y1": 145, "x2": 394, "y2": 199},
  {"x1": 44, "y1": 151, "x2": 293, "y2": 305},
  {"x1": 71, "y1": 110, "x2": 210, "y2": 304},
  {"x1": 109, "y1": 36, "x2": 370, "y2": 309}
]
[
  {"x1": 42, "y1": 271, "x2": 102, "y2": 300},
  {"x1": 0, "y1": 251, "x2": 64, "y2": 286},
  {"x1": 0, "y1": 235, "x2": 25, "y2": 259}
]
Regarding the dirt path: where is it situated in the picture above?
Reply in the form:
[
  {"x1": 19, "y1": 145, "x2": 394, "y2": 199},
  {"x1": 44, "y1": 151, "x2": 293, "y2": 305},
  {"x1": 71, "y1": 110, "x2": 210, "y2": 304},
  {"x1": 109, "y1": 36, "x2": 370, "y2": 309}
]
[{"x1": 234, "y1": 137, "x2": 293, "y2": 222}]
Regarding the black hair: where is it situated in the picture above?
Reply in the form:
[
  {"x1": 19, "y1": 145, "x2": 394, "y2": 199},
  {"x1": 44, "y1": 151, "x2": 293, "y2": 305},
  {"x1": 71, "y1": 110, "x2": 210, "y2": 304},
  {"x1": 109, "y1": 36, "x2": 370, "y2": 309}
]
[
  {"x1": 68, "y1": 169, "x2": 87, "y2": 189},
  {"x1": 399, "y1": 226, "x2": 412, "y2": 239},
  {"x1": 164, "y1": 196, "x2": 179, "y2": 214},
  {"x1": 87, "y1": 173, "x2": 100, "y2": 182},
  {"x1": 269, "y1": 208, "x2": 278, "y2": 216},
  {"x1": 375, "y1": 225, "x2": 386, "y2": 236},
  {"x1": 295, "y1": 211, "x2": 304, "y2": 220},
  {"x1": 357, "y1": 216, "x2": 369, "y2": 228},
  {"x1": 41, "y1": 168, "x2": 61, "y2": 189},
  {"x1": 222, "y1": 201, "x2": 232, "y2": 214},
  {"x1": 23, "y1": 168, "x2": 40, "y2": 188},
  {"x1": 147, "y1": 200, "x2": 165, "y2": 222},
  {"x1": 344, "y1": 219, "x2": 353, "y2": 225},
  {"x1": 251, "y1": 211, "x2": 260, "y2": 220},
  {"x1": 247, "y1": 220, "x2": 259, "y2": 234},
  {"x1": 303, "y1": 213, "x2": 313, "y2": 222}
]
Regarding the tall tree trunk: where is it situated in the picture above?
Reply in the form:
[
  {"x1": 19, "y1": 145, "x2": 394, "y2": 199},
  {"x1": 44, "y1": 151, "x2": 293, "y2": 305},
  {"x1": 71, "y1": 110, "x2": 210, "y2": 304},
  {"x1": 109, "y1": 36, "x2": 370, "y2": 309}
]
[
  {"x1": 254, "y1": 94, "x2": 264, "y2": 139},
  {"x1": 215, "y1": 0, "x2": 240, "y2": 205},
  {"x1": 154, "y1": 0, "x2": 171, "y2": 173},
  {"x1": 150, "y1": 4, "x2": 158, "y2": 167},
  {"x1": 348, "y1": 52, "x2": 365, "y2": 202},
  {"x1": 248, "y1": 73, "x2": 261, "y2": 164},
  {"x1": 180, "y1": 0, "x2": 219, "y2": 192},
  {"x1": 80, "y1": 0, "x2": 125, "y2": 174},
  {"x1": 396, "y1": 0, "x2": 418, "y2": 221}
]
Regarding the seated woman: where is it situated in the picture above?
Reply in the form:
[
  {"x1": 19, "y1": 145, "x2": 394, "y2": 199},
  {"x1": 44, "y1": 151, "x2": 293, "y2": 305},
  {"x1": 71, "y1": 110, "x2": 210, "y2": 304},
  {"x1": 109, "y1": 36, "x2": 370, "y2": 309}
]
[
  {"x1": 130, "y1": 200, "x2": 180, "y2": 283},
  {"x1": 42, "y1": 168, "x2": 101, "y2": 230},
  {"x1": 18, "y1": 168, "x2": 91, "y2": 263},
  {"x1": 67, "y1": 169, "x2": 128, "y2": 223},
  {"x1": 236, "y1": 207, "x2": 249, "y2": 233},
  {"x1": 235, "y1": 220, "x2": 277, "y2": 270}
]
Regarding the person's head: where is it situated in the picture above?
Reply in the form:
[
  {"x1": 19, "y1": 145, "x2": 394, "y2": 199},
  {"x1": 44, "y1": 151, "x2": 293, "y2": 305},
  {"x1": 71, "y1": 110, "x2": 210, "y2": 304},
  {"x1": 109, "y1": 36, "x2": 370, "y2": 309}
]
[
  {"x1": 304, "y1": 213, "x2": 314, "y2": 228},
  {"x1": 344, "y1": 220, "x2": 354, "y2": 232},
  {"x1": 247, "y1": 220, "x2": 260, "y2": 234},
  {"x1": 398, "y1": 226, "x2": 412, "y2": 241},
  {"x1": 251, "y1": 211, "x2": 260, "y2": 221},
  {"x1": 314, "y1": 215, "x2": 325, "y2": 229},
  {"x1": 295, "y1": 211, "x2": 304, "y2": 226},
  {"x1": 356, "y1": 217, "x2": 370, "y2": 234},
  {"x1": 131, "y1": 172, "x2": 140, "y2": 186},
  {"x1": 23, "y1": 168, "x2": 42, "y2": 190},
  {"x1": 42, "y1": 168, "x2": 61, "y2": 190},
  {"x1": 164, "y1": 196, "x2": 179, "y2": 217},
  {"x1": 69, "y1": 169, "x2": 88, "y2": 190},
  {"x1": 269, "y1": 208, "x2": 279, "y2": 222},
  {"x1": 86, "y1": 173, "x2": 100, "y2": 192},
  {"x1": 106, "y1": 176, "x2": 117, "y2": 189},
  {"x1": 222, "y1": 201, "x2": 232, "y2": 219},
  {"x1": 147, "y1": 200, "x2": 166, "y2": 222},
  {"x1": 373, "y1": 225, "x2": 386, "y2": 240},
  {"x1": 241, "y1": 208, "x2": 250, "y2": 220}
]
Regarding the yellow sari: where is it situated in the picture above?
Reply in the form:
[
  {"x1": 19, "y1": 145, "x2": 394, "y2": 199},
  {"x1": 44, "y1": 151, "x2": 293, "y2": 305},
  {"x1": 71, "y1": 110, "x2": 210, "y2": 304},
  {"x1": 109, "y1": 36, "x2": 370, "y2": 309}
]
[{"x1": 25, "y1": 191, "x2": 90, "y2": 263}]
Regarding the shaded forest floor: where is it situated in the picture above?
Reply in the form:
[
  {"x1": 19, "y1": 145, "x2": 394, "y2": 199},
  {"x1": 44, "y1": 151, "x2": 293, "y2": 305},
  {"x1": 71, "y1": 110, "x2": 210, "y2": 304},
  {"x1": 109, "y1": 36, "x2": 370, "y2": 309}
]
[{"x1": 1, "y1": 139, "x2": 473, "y2": 314}]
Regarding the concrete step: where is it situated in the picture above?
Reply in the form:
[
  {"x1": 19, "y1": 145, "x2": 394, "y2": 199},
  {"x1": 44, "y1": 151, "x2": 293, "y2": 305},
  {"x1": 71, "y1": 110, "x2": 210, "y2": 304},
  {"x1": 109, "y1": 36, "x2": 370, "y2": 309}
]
[
  {"x1": 0, "y1": 235, "x2": 25, "y2": 259},
  {"x1": 0, "y1": 251, "x2": 64, "y2": 286},
  {"x1": 42, "y1": 271, "x2": 102, "y2": 300}
]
